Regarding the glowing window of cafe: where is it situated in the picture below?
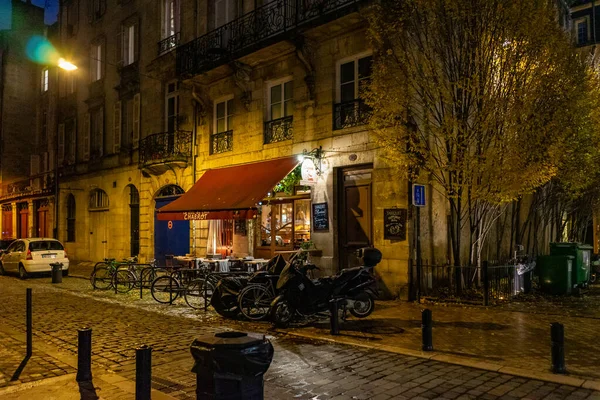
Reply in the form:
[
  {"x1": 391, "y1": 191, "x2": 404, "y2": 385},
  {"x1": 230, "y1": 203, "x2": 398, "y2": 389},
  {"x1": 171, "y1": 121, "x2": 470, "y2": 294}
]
[{"x1": 257, "y1": 187, "x2": 311, "y2": 252}]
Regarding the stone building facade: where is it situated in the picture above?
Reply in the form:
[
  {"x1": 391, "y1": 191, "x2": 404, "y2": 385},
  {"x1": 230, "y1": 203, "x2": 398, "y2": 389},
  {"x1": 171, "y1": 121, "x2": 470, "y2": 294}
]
[
  {"x1": 0, "y1": 0, "x2": 411, "y2": 298},
  {"x1": 0, "y1": 1, "x2": 53, "y2": 241}
]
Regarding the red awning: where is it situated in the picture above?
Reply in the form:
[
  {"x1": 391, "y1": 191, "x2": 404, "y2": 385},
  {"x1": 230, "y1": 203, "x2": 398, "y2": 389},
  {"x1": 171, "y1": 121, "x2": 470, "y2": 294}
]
[{"x1": 156, "y1": 156, "x2": 299, "y2": 221}]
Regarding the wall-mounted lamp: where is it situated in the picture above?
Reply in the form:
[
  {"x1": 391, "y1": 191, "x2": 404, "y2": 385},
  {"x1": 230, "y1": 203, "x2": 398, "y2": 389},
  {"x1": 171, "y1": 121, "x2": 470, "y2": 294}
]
[{"x1": 298, "y1": 146, "x2": 323, "y2": 176}]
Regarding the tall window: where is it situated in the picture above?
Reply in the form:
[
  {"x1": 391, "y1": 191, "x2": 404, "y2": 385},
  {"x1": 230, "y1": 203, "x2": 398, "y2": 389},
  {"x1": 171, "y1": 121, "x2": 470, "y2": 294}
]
[
  {"x1": 164, "y1": 0, "x2": 179, "y2": 38},
  {"x1": 89, "y1": 0, "x2": 106, "y2": 22},
  {"x1": 66, "y1": 194, "x2": 76, "y2": 242},
  {"x1": 65, "y1": 118, "x2": 77, "y2": 164},
  {"x1": 165, "y1": 81, "x2": 179, "y2": 132},
  {"x1": 90, "y1": 42, "x2": 103, "y2": 81},
  {"x1": 89, "y1": 189, "x2": 109, "y2": 210},
  {"x1": 576, "y1": 18, "x2": 590, "y2": 45},
  {"x1": 90, "y1": 107, "x2": 104, "y2": 158},
  {"x1": 123, "y1": 98, "x2": 134, "y2": 149},
  {"x1": 215, "y1": 0, "x2": 236, "y2": 28},
  {"x1": 338, "y1": 54, "x2": 372, "y2": 103},
  {"x1": 268, "y1": 79, "x2": 293, "y2": 120},
  {"x1": 41, "y1": 107, "x2": 48, "y2": 145},
  {"x1": 121, "y1": 21, "x2": 138, "y2": 66},
  {"x1": 41, "y1": 68, "x2": 49, "y2": 92},
  {"x1": 215, "y1": 98, "x2": 234, "y2": 133},
  {"x1": 66, "y1": 0, "x2": 79, "y2": 36}
]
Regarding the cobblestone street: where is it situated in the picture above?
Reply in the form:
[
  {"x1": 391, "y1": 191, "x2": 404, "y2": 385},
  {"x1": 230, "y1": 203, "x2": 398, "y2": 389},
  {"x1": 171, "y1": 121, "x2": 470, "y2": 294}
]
[{"x1": 1, "y1": 276, "x2": 600, "y2": 399}]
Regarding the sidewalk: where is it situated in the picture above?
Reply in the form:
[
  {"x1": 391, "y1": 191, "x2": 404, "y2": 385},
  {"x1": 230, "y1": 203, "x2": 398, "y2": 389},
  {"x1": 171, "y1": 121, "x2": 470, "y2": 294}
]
[
  {"x1": 0, "y1": 317, "x2": 175, "y2": 400},
  {"x1": 68, "y1": 261, "x2": 96, "y2": 279},
  {"x1": 278, "y1": 297, "x2": 600, "y2": 386}
]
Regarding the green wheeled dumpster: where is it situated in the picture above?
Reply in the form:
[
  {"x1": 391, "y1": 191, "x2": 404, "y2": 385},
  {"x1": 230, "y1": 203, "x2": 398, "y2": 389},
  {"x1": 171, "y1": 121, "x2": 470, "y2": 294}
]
[
  {"x1": 537, "y1": 255, "x2": 574, "y2": 295},
  {"x1": 549, "y1": 243, "x2": 592, "y2": 287}
]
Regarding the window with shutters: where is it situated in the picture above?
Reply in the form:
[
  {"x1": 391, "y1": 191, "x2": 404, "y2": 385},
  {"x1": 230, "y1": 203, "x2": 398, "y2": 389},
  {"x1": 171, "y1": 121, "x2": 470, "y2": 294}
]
[
  {"x1": 66, "y1": 194, "x2": 76, "y2": 242},
  {"x1": 90, "y1": 41, "x2": 103, "y2": 82},
  {"x1": 165, "y1": 82, "x2": 179, "y2": 132},
  {"x1": 333, "y1": 52, "x2": 373, "y2": 130},
  {"x1": 40, "y1": 106, "x2": 48, "y2": 146},
  {"x1": 163, "y1": 0, "x2": 179, "y2": 39},
  {"x1": 66, "y1": 0, "x2": 79, "y2": 36},
  {"x1": 122, "y1": 98, "x2": 133, "y2": 151},
  {"x1": 211, "y1": 97, "x2": 234, "y2": 154},
  {"x1": 89, "y1": 0, "x2": 106, "y2": 22},
  {"x1": 90, "y1": 107, "x2": 104, "y2": 159},
  {"x1": 58, "y1": 123, "x2": 65, "y2": 164},
  {"x1": 113, "y1": 101, "x2": 122, "y2": 153},
  {"x1": 120, "y1": 20, "x2": 139, "y2": 67}
]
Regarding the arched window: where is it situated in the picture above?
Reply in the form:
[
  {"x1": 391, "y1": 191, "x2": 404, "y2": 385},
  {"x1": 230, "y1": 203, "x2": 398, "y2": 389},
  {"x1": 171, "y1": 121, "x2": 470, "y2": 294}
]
[
  {"x1": 156, "y1": 185, "x2": 184, "y2": 198},
  {"x1": 66, "y1": 194, "x2": 76, "y2": 242},
  {"x1": 89, "y1": 189, "x2": 109, "y2": 210}
]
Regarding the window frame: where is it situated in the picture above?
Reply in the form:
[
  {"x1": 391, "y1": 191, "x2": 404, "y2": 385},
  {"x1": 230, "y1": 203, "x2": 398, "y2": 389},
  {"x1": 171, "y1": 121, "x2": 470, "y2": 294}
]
[
  {"x1": 90, "y1": 107, "x2": 104, "y2": 158},
  {"x1": 266, "y1": 77, "x2": 294, "y2": 121},
  {"x1": 89, "y1": 189, "x2": 109, "y2": 211},
  {"x1": 165, "y1": 81, "x2": 179, "y2": 132},
  {"x1": 335, "y1": 51, "x2": 373, "y2": 103},
  {"x1": 90, "y1": 41, "x2": 104, "y2": 82},
  {"x1": 163, "y1": 0, "x2": 180, "y2": 38},
  {"x1": 122, "y1": 21, "x2": 138, "y2": 66},
  {"x1": 213, "y1": 95, "x2": 234, "y2": 134},
  {"x1": 41, "y1": 68, "x2": 49, "y2": 92},
  {"x1": 575, "y1": 17, "x2": 591, "y2": 45}
]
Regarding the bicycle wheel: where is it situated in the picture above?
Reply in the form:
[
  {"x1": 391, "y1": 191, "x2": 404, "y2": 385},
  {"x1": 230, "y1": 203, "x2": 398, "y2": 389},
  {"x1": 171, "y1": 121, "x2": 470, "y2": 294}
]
[
  {"x1": 90, "y1": 267, "x2": 112, "y2": 290},
  {"x1": 113, "y1": 269, "x2": 135, "y2": 293},
  {"x1": 238, "y1": 284, "x2": 273, "y2": 321},
  {"x1": 140, "y1": 268, "x2": 158, "y2": 289},
  {"x1": 184, "y1": 279, "x2": 215, "y2": 310},
  {"x1": 151, "y1": 276, "x2": 180, "y2": 304}
]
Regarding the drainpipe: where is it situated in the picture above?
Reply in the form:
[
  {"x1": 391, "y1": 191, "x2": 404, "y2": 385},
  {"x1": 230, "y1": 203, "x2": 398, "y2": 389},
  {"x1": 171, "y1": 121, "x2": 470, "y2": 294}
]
[{"x1": 191, "y1": 89, "x2": 200, "y2": 255}]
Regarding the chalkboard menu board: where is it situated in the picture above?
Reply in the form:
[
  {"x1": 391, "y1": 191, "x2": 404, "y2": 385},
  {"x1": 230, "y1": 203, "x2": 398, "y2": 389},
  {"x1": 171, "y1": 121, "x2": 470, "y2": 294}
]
[
  {"x1": 384, "y1": 208, "x2": 407, "y2": 241},
  {"x1": 312, "y1": 202, "x2": 329, "y2": 232},
  {"x1": 234, "y1": 220, "x2": 247, "y2": 236}
]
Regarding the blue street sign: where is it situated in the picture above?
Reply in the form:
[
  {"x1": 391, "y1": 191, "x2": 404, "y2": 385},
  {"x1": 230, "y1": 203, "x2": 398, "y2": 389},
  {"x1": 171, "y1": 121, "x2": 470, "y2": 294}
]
[{"x1": 413, "y1": 184, "x2": 426, "y2": 207}]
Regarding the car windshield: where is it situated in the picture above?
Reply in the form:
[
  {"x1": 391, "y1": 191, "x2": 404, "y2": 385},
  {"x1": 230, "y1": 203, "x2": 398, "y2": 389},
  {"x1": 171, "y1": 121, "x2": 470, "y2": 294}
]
[{"x1": 29, "y1": 241, "x2": 64, "y2": 251}]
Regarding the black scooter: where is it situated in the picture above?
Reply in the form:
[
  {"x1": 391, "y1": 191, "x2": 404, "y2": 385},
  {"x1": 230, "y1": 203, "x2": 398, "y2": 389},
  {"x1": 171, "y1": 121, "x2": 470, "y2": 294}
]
[{"x1": 270, "y1": 247, "x2": 382, "y2": 327}]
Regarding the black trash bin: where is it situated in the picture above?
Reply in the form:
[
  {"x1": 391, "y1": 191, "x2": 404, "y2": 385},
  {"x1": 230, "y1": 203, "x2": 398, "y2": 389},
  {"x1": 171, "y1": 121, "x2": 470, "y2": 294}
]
[
  {"x1": 50, "y1": 262, "x2": 63, "y2": 284},
  {"x1": 190, "y1": 331, "x2": 274, "y2": 400}
]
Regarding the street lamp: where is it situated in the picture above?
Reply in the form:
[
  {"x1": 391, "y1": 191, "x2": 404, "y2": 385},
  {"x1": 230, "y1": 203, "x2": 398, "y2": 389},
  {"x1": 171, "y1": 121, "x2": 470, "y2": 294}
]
[{"x1": 53, "y1": 59, "x2": 77, "y2": 239}]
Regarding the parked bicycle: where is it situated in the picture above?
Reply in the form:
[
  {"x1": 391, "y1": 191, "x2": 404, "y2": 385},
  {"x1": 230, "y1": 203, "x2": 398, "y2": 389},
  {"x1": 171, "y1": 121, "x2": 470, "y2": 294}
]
[
  {"x1": 150, "y1": 266, "x2": 217, "y2": 309},
  {"x1": 90, "y1": 257, "x2": 147, "y2": 292}
]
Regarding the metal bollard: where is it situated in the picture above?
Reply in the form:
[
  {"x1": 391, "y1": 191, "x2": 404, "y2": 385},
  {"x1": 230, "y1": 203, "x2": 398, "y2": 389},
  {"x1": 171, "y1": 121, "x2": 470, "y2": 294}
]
[
  {"x1": 136, "y1": 345, "x2": 152, "y2": 400},
  {"x1": 26, "y1": 288, "x2": 32, "y2": 357},
  {"x1": 551, "y1": 322, "x2": 566, "y2": 374},
  {"x1": 76, "y1": 328, "x2": 93, "y2": 382},
  {"x1": 50, "y1": 263, "x2": 63, "y2": 284},
  {"x1": 422, "y1": 308, "x2": 433, "y2": 351},
  {"x1": 330, "y1": 299, "x2": 340, "y2": 336}
]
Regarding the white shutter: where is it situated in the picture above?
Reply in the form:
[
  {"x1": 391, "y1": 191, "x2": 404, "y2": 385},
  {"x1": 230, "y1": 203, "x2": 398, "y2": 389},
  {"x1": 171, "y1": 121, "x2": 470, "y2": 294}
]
[
  {"x1": 98, "y1": 107, "x2": 104, "y2": 156},
  {"x1": 113, "y1": 101, "x2": 122, "y2": 153},
  {"x1": 83, "y1": 113, "x2": 90, "y2": 160},
  {"x1": 133, "y1": 93, "x2": 140, "y2": 148},
  {"x1": 30, "y1": 154, "x2": 40, "y2": 176},
  {"x1": 58, "y1": 123, "x2": 65, "y2": 164}
]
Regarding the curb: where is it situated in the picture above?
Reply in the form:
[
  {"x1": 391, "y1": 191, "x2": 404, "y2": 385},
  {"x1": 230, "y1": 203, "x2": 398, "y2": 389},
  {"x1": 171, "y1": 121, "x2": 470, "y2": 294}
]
[{"x1": 276, "y1": 329, "x2": 600, "y2": 390}]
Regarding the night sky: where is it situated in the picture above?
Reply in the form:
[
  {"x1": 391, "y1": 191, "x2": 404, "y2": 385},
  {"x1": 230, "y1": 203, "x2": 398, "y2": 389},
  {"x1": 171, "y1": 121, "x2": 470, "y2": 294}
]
[{"x1": 0, "y1": 0, "x2": 59, "y2": 29}]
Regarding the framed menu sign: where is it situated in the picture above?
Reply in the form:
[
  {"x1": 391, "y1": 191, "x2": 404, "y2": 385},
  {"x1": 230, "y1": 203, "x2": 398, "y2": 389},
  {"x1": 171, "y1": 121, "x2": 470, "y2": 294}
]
[
  {"x1": 312, "y1": 202, "x2": 329, "y2": 232},
  {"x1": 384, "y1": 208, "x2": 407, "y2": 241},
  {"x1": 234, "y1": 220, "x2": 247, "y2": 236}
]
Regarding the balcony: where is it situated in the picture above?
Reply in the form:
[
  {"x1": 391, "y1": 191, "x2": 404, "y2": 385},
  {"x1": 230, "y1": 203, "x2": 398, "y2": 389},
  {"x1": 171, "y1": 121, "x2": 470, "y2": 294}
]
[
  {"x1": 158, "y1": 33, "x2": 180, "y2": 56},
  {"x1": 264, "y1": 116, "x2": 293, "y2": 144},
  {"x1": 333, "y1": 99, "x2": 371, "y2": 130},
  {"x1": 0, "y1": 172, "x2": 55, "y2": 201},
  {"x1": 210, "y1": 130, "x2": 233, "y2": 154},
  {"x1": 177, "y1": 0, "x2": 363, "y2": 77},
  {"x1": 139, "y1": 130, "x2": 192, "y2": 174}
]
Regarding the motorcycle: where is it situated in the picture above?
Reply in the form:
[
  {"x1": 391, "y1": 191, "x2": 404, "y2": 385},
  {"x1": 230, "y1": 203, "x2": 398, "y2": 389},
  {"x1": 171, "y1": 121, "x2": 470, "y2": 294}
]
[{"x1": 270, "y1": 247, "x2": 382, "y2": 327}]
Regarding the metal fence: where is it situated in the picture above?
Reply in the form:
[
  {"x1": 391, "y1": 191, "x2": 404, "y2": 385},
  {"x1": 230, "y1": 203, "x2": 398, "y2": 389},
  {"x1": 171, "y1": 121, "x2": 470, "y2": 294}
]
[{"x1": 417, "y1": 261, "x2": 528, "y2": 305}]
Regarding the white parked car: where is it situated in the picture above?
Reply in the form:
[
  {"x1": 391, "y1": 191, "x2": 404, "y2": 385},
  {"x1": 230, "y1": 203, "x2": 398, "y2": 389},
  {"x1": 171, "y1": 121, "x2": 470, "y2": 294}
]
[{"x1": 0, "y1": 238, "x2": 69, "y2": 279}]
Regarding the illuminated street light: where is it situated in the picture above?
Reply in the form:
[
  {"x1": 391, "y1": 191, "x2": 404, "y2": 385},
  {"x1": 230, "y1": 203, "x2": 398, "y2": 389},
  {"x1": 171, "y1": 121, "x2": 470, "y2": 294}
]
[{"x1": 58, "y1": 58, "x2": 77, "y2": 71}]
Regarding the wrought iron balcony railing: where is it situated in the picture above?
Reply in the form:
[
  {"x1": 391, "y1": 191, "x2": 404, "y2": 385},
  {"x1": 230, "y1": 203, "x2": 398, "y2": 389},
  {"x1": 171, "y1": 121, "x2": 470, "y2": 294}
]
[
  {"x1": 264, "y1": 116, "x2": 293, "y2": 144},
  {"x1": 0, "y1": 172, "x2": 55, "y2": 200},
  {"x1": 333, "y1": 99, "x2": 372, "y2": 130},
  {"x1": 210, "y1": 130, "x2": 233, "y2": 154},
  {"x1": 139, "y1": 130, "x2": 192, "y2": 167},
  {"x1": 177, "y1": 0, "x2": 363, "y2": 77},
  {"x1": 158, "y1": 32, "x2": 180, "y2": 56}
]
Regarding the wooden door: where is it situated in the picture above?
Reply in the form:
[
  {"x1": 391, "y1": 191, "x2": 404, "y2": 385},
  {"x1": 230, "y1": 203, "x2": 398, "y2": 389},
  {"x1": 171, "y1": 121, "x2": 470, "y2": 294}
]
[
  {"x1": 338, "y1": 167, "x2": 372, "y2": 270},
  {"x1": 89, "y1": 211, "x2": 108, "y2": 261},
  {"x1": 18, "y1": 208, "x2": 28, "y2": 239},
  {"x1": 2, "y1": 209, "x2": 13, "y2": 239}
]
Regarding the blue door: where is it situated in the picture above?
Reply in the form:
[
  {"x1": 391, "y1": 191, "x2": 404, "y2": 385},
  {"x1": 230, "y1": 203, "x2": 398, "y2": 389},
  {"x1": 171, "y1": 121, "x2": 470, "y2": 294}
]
[{"x1": 154, "y1": 196, "x2": 190, "y2": 265}]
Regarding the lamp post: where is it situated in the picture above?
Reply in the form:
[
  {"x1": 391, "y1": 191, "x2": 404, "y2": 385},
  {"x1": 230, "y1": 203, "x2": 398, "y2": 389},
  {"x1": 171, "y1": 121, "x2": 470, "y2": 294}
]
[{"x1": 53, "y1": 59, "x2": 77, "y2": 239}]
